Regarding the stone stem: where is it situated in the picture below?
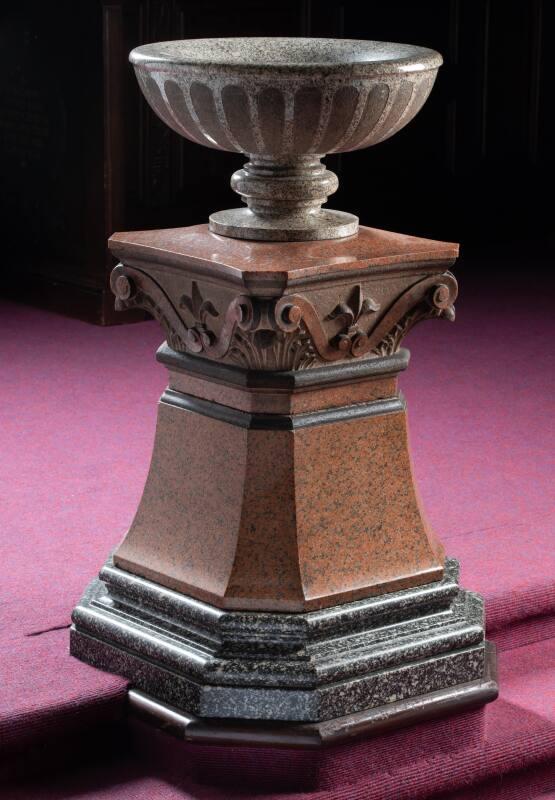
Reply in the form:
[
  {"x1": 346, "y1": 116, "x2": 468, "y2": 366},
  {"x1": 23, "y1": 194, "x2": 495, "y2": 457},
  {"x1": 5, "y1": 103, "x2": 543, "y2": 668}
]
[{"x1": 231, "y1": 155, "x2": 338, "y2": 223}]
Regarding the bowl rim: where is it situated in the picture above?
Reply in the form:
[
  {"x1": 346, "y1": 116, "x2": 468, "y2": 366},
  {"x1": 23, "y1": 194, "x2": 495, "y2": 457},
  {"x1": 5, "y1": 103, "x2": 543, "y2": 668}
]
[{"x1": 129, "y1": 37, "x2": 443, "y2": 75}]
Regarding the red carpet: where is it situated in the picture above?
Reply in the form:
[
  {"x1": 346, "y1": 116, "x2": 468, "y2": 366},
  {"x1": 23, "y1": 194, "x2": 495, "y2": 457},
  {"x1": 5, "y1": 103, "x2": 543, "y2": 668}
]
[{"x1": 1, "y1": 281, "x2": 554, "y2": 797}]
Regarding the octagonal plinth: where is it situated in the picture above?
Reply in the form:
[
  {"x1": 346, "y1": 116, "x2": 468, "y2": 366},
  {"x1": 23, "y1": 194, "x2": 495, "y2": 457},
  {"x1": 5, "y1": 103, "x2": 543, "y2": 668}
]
[{"x1": 71, "y1": 556, "x2": 497, "y2": 738}]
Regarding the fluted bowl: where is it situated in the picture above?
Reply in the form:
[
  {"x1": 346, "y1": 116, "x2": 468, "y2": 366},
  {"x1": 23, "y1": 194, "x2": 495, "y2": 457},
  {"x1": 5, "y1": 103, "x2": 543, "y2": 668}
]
[{"x1": 130, "y1": 38, "x2": 443, "y2": 241}]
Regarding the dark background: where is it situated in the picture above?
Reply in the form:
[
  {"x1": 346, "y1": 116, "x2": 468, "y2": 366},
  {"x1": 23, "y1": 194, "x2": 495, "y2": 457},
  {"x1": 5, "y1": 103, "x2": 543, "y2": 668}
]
[{"x1": 1, "y1": 0, "x2": 553, "y2": 323}]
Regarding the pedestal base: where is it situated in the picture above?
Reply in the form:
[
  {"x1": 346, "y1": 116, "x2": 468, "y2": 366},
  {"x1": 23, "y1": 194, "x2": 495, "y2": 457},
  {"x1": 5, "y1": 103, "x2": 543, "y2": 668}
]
[
  {"x1": 71, "y1": 557, "x2": 497, "y2": 744},
  {"x1": 208, "y1": 207, "x2": 359, "y2": 241},
  {"x1": 127, "y1": 651, "x2": 497, "y2": 748}
]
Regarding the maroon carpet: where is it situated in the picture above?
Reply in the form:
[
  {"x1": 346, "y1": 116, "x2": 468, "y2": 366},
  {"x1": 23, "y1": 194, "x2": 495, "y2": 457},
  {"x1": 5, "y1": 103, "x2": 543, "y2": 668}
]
[{"x1": 1, "y1": 282, "x2": 554, "y2": 798}]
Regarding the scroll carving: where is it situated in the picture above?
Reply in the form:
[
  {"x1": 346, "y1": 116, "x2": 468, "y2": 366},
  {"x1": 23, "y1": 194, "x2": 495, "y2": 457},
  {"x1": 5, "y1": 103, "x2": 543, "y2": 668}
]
[
  {"x1": 372, "y1": 285, "x2": 456, "y2": 357},
  {"x1": 111, "y1": 265, "x2": 253, "y2": 360},
  {"x1": 111, "y1": 268, "x2": 190, "y2": 353},
  {"x1": 276, "y1": 273, "x2": 458, "y2": 363},
  {"x1": 225, "y1": 298, "x2": 316, "y2": 370},
  {"x1": 111, "y1": 263, "x2": 457, "y2": 370}
]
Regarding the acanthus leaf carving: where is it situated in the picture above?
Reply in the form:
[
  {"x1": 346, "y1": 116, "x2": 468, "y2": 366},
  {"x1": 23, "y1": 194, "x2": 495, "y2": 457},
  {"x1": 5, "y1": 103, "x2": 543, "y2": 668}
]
[
  {"x1": 229, "y1": 328, "x2": 316, "y2": 371},
  {"x1": 227, "y1": 298, "x2": 316, "y2": 370}
]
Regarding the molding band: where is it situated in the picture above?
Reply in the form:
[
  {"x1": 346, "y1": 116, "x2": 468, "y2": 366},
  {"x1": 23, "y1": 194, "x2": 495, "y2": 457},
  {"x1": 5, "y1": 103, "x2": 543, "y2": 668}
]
[
  {"x1": 157, "y1": 343, "x2": 410, "y2": 390},
  {"x1": 160, "y1": 388, "x2": 406, "y2": 430},
  {"x1": 126, "y1": 648, "x2": 498, "y2": 748}
]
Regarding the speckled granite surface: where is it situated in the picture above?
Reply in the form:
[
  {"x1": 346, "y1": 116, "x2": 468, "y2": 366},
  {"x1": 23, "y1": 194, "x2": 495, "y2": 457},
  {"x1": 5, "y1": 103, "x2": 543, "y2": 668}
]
[
  {"x1": 71, "y1": 556, "x2": 495, "y2": 726},
  {"x1": 112, "y1": 392, "x2": 444, "y2": 612}
]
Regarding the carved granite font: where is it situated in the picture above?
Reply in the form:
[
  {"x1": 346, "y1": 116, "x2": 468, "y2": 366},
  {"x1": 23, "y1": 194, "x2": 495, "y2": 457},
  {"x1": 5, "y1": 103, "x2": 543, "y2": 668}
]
[
  {"x1": 130, "y1": 38, "x2": 443, "y2": 241},
  {"x1": 71, "y1": 37, "x2": 496, "y2": 748}
]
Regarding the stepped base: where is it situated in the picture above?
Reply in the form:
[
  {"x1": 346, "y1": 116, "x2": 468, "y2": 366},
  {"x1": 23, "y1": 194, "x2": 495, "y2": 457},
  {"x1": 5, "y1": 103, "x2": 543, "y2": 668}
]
[
  {"x1": 70, "y1": 557, "x2": 497, "y2": 744},
  {"x1": 126, "y1": 651, "x2": 497, "y2": 748}
]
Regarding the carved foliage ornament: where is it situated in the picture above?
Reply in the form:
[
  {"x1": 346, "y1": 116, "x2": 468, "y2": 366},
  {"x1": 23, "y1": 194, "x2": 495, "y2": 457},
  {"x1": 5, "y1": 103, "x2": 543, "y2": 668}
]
[
  {"x1": 275, "y1": 275, "x2": 457, "y2": 361},
  {"x1": 111, "y1": 265, "x2": 457, "y2": 369},
  {"x1": 111, "y1": 266, "x2": 254, "y2": 359}
]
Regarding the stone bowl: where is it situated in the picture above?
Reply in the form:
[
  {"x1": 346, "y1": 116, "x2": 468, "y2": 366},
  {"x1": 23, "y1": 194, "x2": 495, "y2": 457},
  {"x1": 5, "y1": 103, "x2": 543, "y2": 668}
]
[{"x1": 130, "y1": 38, "x2": 442, "y2": 241}]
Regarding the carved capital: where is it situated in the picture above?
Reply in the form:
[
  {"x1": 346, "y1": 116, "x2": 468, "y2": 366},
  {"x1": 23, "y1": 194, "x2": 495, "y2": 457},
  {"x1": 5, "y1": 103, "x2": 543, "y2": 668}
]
[{"x1": 111, "y1": 263, "x2": 457, "y2": 371}]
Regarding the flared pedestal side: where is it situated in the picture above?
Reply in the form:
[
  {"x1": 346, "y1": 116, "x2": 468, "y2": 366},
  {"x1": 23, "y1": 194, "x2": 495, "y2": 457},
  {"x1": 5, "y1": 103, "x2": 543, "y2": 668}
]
[
  {"x1": 71, "y1": 224, "x2": 498, "y2": 743},
  {"x1": 113, "y1": 345, "x2": 445, "y2": 612}
]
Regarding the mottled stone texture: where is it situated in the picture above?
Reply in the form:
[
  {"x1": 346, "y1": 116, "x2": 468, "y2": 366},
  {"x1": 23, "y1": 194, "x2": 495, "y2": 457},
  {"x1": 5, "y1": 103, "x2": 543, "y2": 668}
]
[
  {"x1": 129, "y1": 38, "x2": 443, "y2": 240},
  {"x1": 114, "y1": 385, "x2": 443, "y2": 611},
  {"x1": 71, "y1": 221, "x2": 498, "y2": 738},
  {"x1": 107, "y1": 224, "x2": 459, "y2": 373},
  {"x1": 70, "y1": 557, "x2": 497, "y2": 732}
]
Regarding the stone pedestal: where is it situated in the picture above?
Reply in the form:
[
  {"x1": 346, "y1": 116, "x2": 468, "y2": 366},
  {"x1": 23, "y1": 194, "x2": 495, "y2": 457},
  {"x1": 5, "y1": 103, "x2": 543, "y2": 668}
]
[{"x1": 71, "y1": 224, "x2": 497, "y2": 745}]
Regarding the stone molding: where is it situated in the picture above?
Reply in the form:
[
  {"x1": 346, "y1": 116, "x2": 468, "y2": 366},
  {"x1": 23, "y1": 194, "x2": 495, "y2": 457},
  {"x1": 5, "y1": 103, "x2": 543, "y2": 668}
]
[
  {"x1": 161, "y1": 388, "x2": 406, "y2": 430},
  {"x1": 70, "y1": 556, "x2": 498, "y2": 736}
]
